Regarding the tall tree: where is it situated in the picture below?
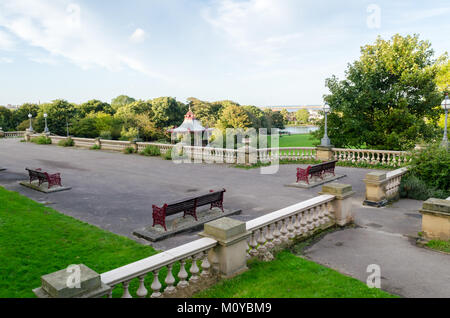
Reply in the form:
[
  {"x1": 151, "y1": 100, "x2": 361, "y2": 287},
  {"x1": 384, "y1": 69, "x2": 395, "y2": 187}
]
[
  {"x1": 296, "y1": 109, "x2": 310, "y2": 124},
  {"x1": 217, "y1": 104, "x2": 252, "y2": 130},
  {"x1": 314, "y1": 34, "x2": 444, "y2": 150},
  {"x1": 111, "y1": 95, "x2": 136, "y2": 111}
]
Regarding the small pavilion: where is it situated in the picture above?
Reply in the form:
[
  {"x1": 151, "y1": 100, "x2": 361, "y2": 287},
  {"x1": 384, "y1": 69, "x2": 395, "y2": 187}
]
[{"x1": 168, "y1": 107, "x2": 213, "y2": 145}]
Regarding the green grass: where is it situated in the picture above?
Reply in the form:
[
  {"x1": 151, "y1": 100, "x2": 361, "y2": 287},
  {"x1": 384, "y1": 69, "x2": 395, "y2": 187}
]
[
  {"x1": 426, "y1": 240, "x2": 450, "y2": 254},
  {"x1": 0, "y1": 186, "x2": 158, "y2": 298},
  {"x1": 268, "y1": 134, "x2": 319, "y2": 148},
  {"x1": 194, "y1": 251, "x2": 396, "y2": 298}
]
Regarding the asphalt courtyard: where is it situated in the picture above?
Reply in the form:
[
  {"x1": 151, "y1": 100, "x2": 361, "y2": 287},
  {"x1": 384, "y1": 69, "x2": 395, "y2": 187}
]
[{"x1": 1, "y1": 138, "x2": 449, "y2": 297}]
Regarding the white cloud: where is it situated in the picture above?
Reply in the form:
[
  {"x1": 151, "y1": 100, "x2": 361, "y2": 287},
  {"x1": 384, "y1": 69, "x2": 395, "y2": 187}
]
[
  {"x1": 0, "y1": 0, "x2": 164, "y2": 79},
  {"x1": 0, "y1": 57, "x2": 13, "y2": 63},
  {"x1": 0, "y1": 30, "x2": 15, "y2": 50},
  {"x1": 130, "y1": 28, "x2": 146, "y2": 43}
]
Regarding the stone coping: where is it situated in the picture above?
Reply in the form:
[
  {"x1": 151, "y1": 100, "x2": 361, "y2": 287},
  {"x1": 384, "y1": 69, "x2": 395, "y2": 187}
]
[
  {"x1": 19, "y1": 180, "x2": 72, "y2": 193},
  {"x1": 101, "y1": 237, "x2": 218, "y2": 286},
  {"x1": 420, "y1": 198, "x2": 450, "y2": 215},
  {"x1": 133, "y1": 207, "x2": 241, "y2": 242},
  {"x1": 285, "y1": 174, "x2": 346, "y2": 189}
]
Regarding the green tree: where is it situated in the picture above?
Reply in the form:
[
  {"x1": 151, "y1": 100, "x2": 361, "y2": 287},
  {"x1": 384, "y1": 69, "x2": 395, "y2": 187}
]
[
  {"x1": 150, "y1": 97, "x2": 184, "y2": 128},
  {"x1": 188, "y1": 97, "x2": 222, "y2": 128},
  {"x1": 37, "y1": 100, "x2": 77, "y2": 136},
  {"x1": 264, "y1": 109, "x2": 285, "y2": 130},
  {"x1": 296, "y1": 109, "x2": 310, "y2": 124},
  {"x1": 243, "y1": 105, "x2": 267, "y2": 129},
  {"x1": 111, "y1": 95, "x2": 136, "y2": 111},
  {"x1": 11, "y1": 103, "x2": 39, "y2": 130},
  {"x1": 0, "y1": 107, "x2": 13, "y2": 131},
  {"x1": 77, "y1": 100, "x2": 114, "y2": 117},
  {"x1": 314, "y1": 34, "x2": 444, "y2": 150},
  {"x1": 217, "y1": 104, "x2": 252, "y2": 130}
]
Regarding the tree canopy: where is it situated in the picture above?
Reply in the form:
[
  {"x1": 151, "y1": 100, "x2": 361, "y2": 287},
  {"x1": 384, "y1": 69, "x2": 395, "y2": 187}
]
[{"x1": 314, "y1": 34, "x2": 445, "y2": 150}]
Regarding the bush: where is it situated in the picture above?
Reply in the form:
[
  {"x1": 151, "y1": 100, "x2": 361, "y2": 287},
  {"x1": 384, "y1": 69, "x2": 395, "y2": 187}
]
[
  {"x1": 161, "y1": 151, "x2": 172, "y2": 160},
  {"x1": 409, "y1": 143, "x2": 450, "y2": 192},
  {"x1": 400, "y1": 173, "x2": 449, "y2": 200},
  {"x1": 31, "y1": 136, "x2": 52, "y2": 145},
  {"x1": 58, "y1": 137, "x2": 75, "y2": 147},
  {"x1": 123, "y1": 147, "x2": 135, "y2": 154},
  {"x1": 90, "y1": 145, "x2": 101, "y2": 150},
  {"x1": 99, "y1": 130, "x2": 112, "y2": 140},
  {"x1": 140, "y1": 145, "x2": 161, "y2": 157}
]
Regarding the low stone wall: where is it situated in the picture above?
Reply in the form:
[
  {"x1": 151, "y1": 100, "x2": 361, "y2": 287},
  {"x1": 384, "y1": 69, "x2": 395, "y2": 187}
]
[
  {"x1": 33, "y1": 183, "x2": 355, "y2": 298},
  {"x1": 419, "y1": 198, "x2": 450, "y2": 241},
  {"x1": 363, "y1": 167, "x2": 408, "y2": 207}
]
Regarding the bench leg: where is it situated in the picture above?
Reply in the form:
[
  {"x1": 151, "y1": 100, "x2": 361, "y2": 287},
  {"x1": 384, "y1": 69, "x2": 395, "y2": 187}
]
[
  {"x1": 210, "y1": 200, "x2": 224, "y2": 213},
  {"x1": 183, "y1": 207, "x2": 198, "y2": 221},
  {"x1": 152, "y1": 205, "x2": 168, "y2": 231}
]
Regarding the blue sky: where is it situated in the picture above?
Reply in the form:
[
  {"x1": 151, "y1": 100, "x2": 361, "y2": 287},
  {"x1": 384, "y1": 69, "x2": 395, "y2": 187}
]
[{"x1": 0, "y1": 0, "x2": 449, "y2": 106}]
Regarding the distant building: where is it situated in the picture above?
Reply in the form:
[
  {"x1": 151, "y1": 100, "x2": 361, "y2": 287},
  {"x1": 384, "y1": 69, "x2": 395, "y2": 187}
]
[{"x1": 4, "y1": 104, "x2": 20, "y2": 110}]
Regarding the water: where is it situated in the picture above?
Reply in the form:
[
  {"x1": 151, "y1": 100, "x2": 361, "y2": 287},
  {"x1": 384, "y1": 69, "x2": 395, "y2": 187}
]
[{"x1": 281, "y1": 126, "x2": 319, "y2": 135}]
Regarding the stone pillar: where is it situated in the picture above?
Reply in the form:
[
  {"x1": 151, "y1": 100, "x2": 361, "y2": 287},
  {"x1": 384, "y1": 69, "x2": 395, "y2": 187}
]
[
  {"x1": 95, "y1": 137, "x2": 102, "y2": 149},
  {"x1": 25, "y1": 131, "x2": 32, "y2": 142},
  {"x1": 130, "y1": 139, "x2": 138, "y2": 153},
  {"x1": 0, "y1": 127, "x2": 4, "y2": 138},
  {"x1": 199, "y1": 218, "x2": 251, "y2": 279},
  {"x1": 33, "y1": 264, "x2": 111, "y2": 298},
  {"x1": 419, "y1": 198, "x2": 450, "y2": 241},
  {"x1": 319, "y1": 183, "x2": 355, "y2": 226},
  {"x1": 315, "y1": 145, "x2": 334, "y2": 162},
  {"x1": 363, "y1": 172, "x2": 388, "y2": 207}
]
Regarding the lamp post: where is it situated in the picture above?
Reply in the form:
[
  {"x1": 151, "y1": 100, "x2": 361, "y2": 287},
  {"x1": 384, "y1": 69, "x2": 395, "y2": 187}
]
[
  {"x1": 28, "y1": 113, "x2": 34, "y2": 132},
  {"x1": 320, "y1": 103, "x2": 331, "y2": 147},
  {"x1": 43, "y1": 113, "x2": 49, "y2": 134},
  {"x1": 442, "y1": 93, "x2": 449, "y2": 149}
]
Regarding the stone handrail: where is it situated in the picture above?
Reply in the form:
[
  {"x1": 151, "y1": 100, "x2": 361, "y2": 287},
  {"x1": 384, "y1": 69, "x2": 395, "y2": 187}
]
[
  {"x1": 246, "y1": 195, "x2": 336, "y2": 259},
  {"x1": 385, "y1": 167, "x2": 409, "y2": 200},
  {"x1": 100, "y1": 237, "x2": 217, "y2": 298},
  {"x1": 332, "y1": 148, "x2": 410, "y2": 167},
  {"x1": 2, "y1": 131, "x2": 25, "y2": 138}
]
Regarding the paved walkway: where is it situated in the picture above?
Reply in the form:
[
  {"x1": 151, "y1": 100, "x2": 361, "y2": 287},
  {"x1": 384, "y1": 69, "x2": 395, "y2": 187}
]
[{"x1": 1, "y1": 138, "x2": 449, "y2": 297}]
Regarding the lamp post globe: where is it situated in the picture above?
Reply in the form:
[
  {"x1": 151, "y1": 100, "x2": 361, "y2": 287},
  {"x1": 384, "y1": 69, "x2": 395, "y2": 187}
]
[
  {"x1": 441, "y1": 93, "x2": 449, "y2": 149},
  {"x1": 320, "y1": 103, "x2": 332, "y2": 147},
  {"x1": 28, "y1": 113, "x2": 34, "y2": 132},
  {"x1": 43, "y1": 113, "x2": 50, "y2": 134}
]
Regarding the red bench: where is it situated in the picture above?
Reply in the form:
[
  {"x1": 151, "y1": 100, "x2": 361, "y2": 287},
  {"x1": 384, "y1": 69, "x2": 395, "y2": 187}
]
[
  {"x1": 296, "y1": 160, "x2": 337, "y2": 184},
  {"x1": 152, "y1": 189, "x2": 226, "y2": 231},
  {"x1": 26, "y1": 168, "x2": 62, "y2": 189}
]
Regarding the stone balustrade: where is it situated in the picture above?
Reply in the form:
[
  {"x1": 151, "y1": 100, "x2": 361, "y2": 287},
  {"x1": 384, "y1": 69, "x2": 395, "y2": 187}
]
[
  {"x1": 419, "y1": 197, "x2": 450, "y2": 241},
  {"x1": 258, "y1": 147, "x2": 316, "y2": 163},
  {"x1": 100, "y1": 237, "x2": 218, "y2": 298},
  {"x1": 33, "y1": 183, "x2": 355, "y2": 298},
  {"x1": 2, "y1": 131, "x2": 25, "y2": 138},
  {"x1": 363, "y1": 167, "x2": 409, "y2": 207},
  {"x1": 332, "y1": 148, "x2": 410, "y2": 167}
]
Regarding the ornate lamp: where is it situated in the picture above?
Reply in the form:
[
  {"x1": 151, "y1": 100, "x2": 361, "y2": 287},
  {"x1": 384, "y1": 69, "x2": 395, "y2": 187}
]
[
  {"x1": 320, "y1": 103, "x2": 332, "y2": 147},
  {"x1": 441, "y1": 93, "x2": 449, "y2": 149}
]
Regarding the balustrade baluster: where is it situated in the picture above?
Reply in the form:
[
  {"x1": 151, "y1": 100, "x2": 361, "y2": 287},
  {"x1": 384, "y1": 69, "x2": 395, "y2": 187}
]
[
  {"x1": 178, "y1": 259, "x2": 189, "y2": 288},
  {"x1": 265, "y1": 224, "x2": 274, "y2": 250},
  {"x1": 273, "y1": 221, "x2": 282, "y2": 245},
  {"x1": 280, "y1": 218, "x2": 289, "y2": 243},
  {"x1": 287, "y1": 215, "x2": 295, "y2": 239},
  {"x1": 249, "y1": 231, "x2": 259, "y2": 257},
  {"x1": 293, "y1": 213, "x2": 302, "y2": 236},
  {"x1": 256, "y1": 228, "x2": 267, "y2": 255},
  {"x1": 136, "y1": 275, "x2": 148, "y2": 298},
  {"x1": 121, "y1": 280, "x2": 132, "y2": 298},
  {"x1": 201, "y1": 252, "x2": 211, "y2": 278},
  {"x1": 189, "y1": 254, "x2": 200, "y2": 283},
  {"x1": 150, "y1": 270, "x2": 162, "y2": 298},
  {"x1": 164, "y1": 264, "x2": 176, "y2": 295}
]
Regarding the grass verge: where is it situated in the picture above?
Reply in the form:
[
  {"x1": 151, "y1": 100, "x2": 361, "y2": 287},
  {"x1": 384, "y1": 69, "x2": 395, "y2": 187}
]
[
  {"x1": 194, "y1": 250, "x2": 396, "y2": 298},
  {"x1": 0, "y1": 186, "x2": 158, "y2": 298},
  {"x1": 426, "y1": 240, "x2": 450, "y2": 254}
]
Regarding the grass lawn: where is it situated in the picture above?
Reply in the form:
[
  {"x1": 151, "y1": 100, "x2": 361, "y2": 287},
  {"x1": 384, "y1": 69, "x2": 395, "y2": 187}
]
[
  {"x1": 195, "y1": 251, "x2": 396, "y2": 298},
  {"x1": 269, "y1": 134, "x2": 319, "y2": 148},
  {"x1": 0, "y1": 186, "x2": 158, "y2": 298},
  {"x1": 426, "y1": 240, "x2": 450, "y2": 254}
]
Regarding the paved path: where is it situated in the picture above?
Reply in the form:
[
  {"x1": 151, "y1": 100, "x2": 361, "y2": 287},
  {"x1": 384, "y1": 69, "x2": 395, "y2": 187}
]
[
  {"x1": 304, "y1": 199, "x2": 450, "y2": 298},
  {"x1": 0, "y1": 138, "x2": 372, "y2": 250},
  {"x1": 1, "y1": 138, "x2": 449, "y2": 297}
]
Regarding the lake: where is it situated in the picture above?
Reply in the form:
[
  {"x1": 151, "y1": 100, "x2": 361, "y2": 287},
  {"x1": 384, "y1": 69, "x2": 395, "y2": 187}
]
[{"x1": 281, "y1": 126, "x2": 319, "y2": 134}]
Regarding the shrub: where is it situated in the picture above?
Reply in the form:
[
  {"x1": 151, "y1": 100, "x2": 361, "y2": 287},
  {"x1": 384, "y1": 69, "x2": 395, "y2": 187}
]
[
  {"x1": 400, "y1": 173, "x2": 449, "y2": 200},
  {"x1": 31, "y1": 136, "x2": 52, "y2": 145},
  {"x1": 140, "y1": 145, "x2": 161, "y2": 157},
  {"x1": 99, "y1": 130, "x2": 113, "y2": 140},
  {"x1": 409, "y1": 143, "x2": 450, "y2": 192},
  {"x1": 90, "y1": 145, "x2": 101, "y2": 150},
  {"x1": 58, "y1": 137, "x2": 75, "y2": 147},
  {"x1": 161, "y1": 151, "x2": 172, "y2": 160},
  {"x1": 123, "y1": 147, "x2": 135, "y2": 154}
]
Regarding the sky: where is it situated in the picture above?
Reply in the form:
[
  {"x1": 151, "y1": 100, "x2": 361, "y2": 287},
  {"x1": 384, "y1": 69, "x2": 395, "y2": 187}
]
[{"x1": 0, "y1": 0, "x2": 449, "y2": 107}]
